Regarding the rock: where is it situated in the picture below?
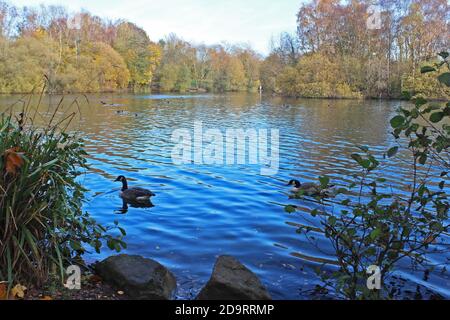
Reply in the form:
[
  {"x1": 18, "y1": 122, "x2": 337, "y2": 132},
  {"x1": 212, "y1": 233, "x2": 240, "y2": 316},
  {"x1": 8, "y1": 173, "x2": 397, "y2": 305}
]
[
  {"x1": 197, "y1": 255, "x2": 271, "y2": 300},
  {"x1": 95, "y1": 254, "x2": 176, "y2": 300}
]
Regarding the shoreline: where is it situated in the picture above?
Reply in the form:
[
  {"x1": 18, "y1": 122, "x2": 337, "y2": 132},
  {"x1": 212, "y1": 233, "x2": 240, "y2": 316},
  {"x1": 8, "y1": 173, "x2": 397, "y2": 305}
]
[
  {"x1": 0, "y1": 90, "x2": 446, "y2": 102},
  {"x1": 0, "y1": 91, "x2": 426, "y2": 102}
]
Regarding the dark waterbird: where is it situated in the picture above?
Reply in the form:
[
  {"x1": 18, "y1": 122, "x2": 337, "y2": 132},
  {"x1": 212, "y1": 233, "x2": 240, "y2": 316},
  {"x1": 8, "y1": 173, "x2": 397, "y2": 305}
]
[
  {"x1": 114, "y1": 175, "x2": 156, "y2": 204},
  {"x1": 287, "y1": 179, "x2": 336, "y2": 197}
]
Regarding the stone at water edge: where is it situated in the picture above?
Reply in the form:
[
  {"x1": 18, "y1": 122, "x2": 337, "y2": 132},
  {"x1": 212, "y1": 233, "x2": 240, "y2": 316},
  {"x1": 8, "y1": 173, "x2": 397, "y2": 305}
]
[
  {"x1": 197, "y1": 255, "x2": 271, "y2": 300},
  {"x1": 95, "y1": 254, "x2": 176, "y2": 300}
]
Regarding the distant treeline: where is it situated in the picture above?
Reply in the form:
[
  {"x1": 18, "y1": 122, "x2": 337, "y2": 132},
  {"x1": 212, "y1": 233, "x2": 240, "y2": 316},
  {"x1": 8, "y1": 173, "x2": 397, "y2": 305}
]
[
  {"x1": 0, "y1": 1, "x2": 260, "y2": 94},
  {"x1": 263, "y1": 0, "x2": 450, "y2": 99},
  {"x1": 0, "y1": 0, "x2": 449, "y2": 98}
]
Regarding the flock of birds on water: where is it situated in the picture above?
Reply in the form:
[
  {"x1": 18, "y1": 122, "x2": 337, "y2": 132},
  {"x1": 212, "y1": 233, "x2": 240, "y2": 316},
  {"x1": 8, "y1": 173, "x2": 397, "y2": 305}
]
[
  {"x1": 101, "y1": 99, "x2": 338, "y2": 213},
  {"x1": 113, "y1": 175, "x2": 337, "y2": 214}
]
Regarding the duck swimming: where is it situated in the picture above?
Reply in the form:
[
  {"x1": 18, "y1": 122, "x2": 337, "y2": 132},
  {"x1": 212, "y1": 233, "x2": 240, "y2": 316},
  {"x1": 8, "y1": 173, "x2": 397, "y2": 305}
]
[
  {"x1": 114, "y1": 175, "x2": 155, "y2": 203},
  {"x1": 287, "y1": 179, "x2": 336, "y2": 197}
]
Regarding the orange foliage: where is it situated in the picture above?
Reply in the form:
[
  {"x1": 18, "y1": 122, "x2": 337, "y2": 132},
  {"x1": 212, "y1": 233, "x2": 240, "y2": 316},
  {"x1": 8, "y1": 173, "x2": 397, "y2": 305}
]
[{"x1": 3, "y1": 147, "x2": 25, "y2": 175}]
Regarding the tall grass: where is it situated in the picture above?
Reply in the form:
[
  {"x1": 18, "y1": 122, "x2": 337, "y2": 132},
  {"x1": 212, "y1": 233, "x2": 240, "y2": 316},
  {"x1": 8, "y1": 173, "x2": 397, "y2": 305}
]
[{"x1": 0, "y1": 93, "x2": 125, "y2": 289}]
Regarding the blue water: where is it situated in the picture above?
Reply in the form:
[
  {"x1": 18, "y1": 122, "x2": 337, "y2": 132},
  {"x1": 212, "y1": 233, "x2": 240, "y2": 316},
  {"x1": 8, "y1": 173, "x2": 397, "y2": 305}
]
[{"x1": 2, "y1": 93, "x2": 448, "y2": 299}]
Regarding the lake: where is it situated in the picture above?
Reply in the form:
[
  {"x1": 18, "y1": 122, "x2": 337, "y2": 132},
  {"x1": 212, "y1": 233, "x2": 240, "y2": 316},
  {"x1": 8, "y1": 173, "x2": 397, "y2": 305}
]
[{"x1": 1, "y1": 93, "x2": 449, "y2": 299}]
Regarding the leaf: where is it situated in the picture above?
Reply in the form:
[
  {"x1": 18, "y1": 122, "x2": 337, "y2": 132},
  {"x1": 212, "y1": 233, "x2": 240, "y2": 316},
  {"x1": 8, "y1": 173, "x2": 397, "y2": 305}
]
[
  {"x1": 370, "y1": 228, "x2": 381, "y2": 240},
  {"x1": 351, "y1": 153, "x2": 363, "y2": 164},
  {"x1": 319, "y1": 176, "x2": 330, "y2": 188},
  {"x1": 284, "y1": 205, "x2": 296, "y2": 213},
  {"x1": 0, "y1": 283, "x2": 7, "y2": 300},
  {"x1": 401, "y1": 91, "x2": 412, "y2": 100},
  {"x1": 418, "y1": 154, "x2": 427, "y2": 165},
  {"x1": 357, "y1": 145, "x2": 369, "y2": 152},
  {"x1": 429, "y1": 112, "x2": 444, "y2": 123},
  {"x1": 414, "y1": 97, "x2": 427, "y2": 107},
  {"x1": 387, "y1": 146, "x2": 398, "y2": 158},
  {"x1": 445, "y1": 106, "x2": 450, "y2": 116},
  {"x1": 328, "y1": 216, "x2": 337, "y2": 226},
  {"x1": 438, "y1": 51, "x2": 449, "y2": 59},
  {"x1": 424, "y1": 235, "x2": 437, "y2": 245},
  {"x1": 390, "y1": 115, "x2": 404, "y2": 128},
  {"x1": 70, "y1": 240, "x2": 83, "y2": 252},
  {"x1": 3, "y1": 147, "x2": 25, "y2": 175},
  {"x1": 118, "y1": 227, "x2": 126, "y2": 236},
  {"x1": 89, "y1": 275, "x2": 102, "y2": 283},
  {"x1": 11, "y1": 284, "x2": 27, "y2": 299},
  {"x1": 40, "y1": 296, "x2": 53, "y2": 300},
  {"x1": 107, "y1": 239, "x2": 115, "y2": 250},
  {"x1": 420, "y1": 66, "x2": 436, "y2": 74},
  {"x1": 361, "y1": 159, "x2": 371, "y2": 169},
  {"x1": 437, "y1": 72, "x2": 450, "y2": 87}
]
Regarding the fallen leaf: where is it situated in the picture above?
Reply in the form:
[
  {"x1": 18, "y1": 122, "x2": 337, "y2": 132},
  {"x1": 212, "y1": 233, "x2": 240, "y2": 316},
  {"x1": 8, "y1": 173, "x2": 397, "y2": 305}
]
[
  {"x1": 10, "y1": 284, "x2": 27, "y2": 299},
  {"x1": 0, "y1": 283, "x2": 7, "y2": 300},
  {"x1": 40, "y1": 296, "x2": 53, "y2": 300},
  {"x1": 89, "y1": 275, "x2": 102, "y2": 283},
  {"x1": 4, "y1": 147, "x2": 24, "y2": 175}
]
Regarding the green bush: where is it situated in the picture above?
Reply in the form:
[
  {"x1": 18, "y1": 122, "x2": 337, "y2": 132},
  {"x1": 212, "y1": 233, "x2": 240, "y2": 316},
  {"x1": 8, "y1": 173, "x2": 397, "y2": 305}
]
[
  {"x1": 402, "y1": 59, "x2": 450, "y2": 100},
  {"x1": 286, "y1": 52, "x2": 449, "y2": 299}
]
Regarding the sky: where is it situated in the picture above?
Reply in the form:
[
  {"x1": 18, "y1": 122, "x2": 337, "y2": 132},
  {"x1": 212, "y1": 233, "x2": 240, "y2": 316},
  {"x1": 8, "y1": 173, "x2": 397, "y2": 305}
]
[{"x1": 11, "y1": 0, "x2": 303, "y2": 55}]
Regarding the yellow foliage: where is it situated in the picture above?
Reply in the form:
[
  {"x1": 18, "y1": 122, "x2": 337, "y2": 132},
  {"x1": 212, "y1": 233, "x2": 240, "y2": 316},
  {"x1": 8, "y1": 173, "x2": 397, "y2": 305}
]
[
  {"x1": 276, "y1": 52, "x2": 363, "y2": 98},
  {"x1": 32, "y1": 27, "x2": 47, "y2": 40},
  {"x1": 11, "y1": 284, "x2": 27, "y2": 299},
  {"x1": 402, "y1": 62, "x2": 450, "y2": 100}
]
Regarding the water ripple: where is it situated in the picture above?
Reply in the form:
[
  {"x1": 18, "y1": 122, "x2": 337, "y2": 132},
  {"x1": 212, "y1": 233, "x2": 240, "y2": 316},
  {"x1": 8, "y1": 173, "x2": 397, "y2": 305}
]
[{"x1": 2, "y1": 94, "x2": 448, "y2": 299}]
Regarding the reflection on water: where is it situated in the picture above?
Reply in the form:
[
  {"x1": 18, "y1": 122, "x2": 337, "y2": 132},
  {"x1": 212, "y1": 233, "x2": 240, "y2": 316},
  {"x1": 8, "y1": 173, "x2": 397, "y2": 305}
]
[
  {"x1": 115, "y1": 200, "x2": 155, "y2": 214},
  {"x1": 1, "y1": 93, "x2": 448, "y2": 299}
]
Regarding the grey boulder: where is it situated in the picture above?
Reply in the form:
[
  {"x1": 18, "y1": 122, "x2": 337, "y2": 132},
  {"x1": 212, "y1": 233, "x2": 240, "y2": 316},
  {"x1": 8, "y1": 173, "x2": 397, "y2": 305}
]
[
  {"x1": 95, "y1": 254, "x2": 176, "y2": 300},
  {"x1": 197, "y1": 255, "x2": 271, "y2": 300}
]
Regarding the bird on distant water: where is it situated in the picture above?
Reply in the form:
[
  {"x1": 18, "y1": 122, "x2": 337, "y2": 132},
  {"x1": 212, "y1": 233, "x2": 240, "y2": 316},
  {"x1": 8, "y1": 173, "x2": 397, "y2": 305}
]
[
  {"x1": 114, "y1": 175, "x2": 155, "y2": 203},
  {"x1": 287, "y1": 179, "x2": 336, "y2": 197}
]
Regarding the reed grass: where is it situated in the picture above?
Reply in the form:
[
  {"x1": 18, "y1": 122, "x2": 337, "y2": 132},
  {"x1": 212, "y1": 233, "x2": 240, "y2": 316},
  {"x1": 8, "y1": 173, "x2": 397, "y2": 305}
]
[{"x1": 0, "y1": 91, "x2": 125, "y2": 290}]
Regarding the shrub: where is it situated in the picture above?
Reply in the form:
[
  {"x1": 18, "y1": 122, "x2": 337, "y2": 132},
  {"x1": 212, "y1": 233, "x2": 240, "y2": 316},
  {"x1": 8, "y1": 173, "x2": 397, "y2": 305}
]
[
  {"x1": 286, "y1": 52, "x2": 449, "y2": 299},
  {"x1": 402, "y1": 59, "x2": 450, "y2": 100},
  {"x1": 0, "y1": 97, "x2": 126, "y2": 289}
]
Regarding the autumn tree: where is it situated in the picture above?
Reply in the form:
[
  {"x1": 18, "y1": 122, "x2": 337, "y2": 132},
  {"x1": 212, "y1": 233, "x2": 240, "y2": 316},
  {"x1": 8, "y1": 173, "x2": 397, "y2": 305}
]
[
  {"x1": 260, "y1": 53, "x2": 285, "y2": 93},
  {"x1": 234, "y1": 46, "x2": 261, "y2": 92},
  {"x1": 0, "y1": 34, "x2": 58, "y2": 93},
  {"x1": 1, "y1": 0, "x2": 447, "y2": 97},
  {"x1": 262, "y1": 0, "x2": 450, "y2": 99},
  {"x1": 112, "y1": 22, "x2": 161, "y2": 90}
]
